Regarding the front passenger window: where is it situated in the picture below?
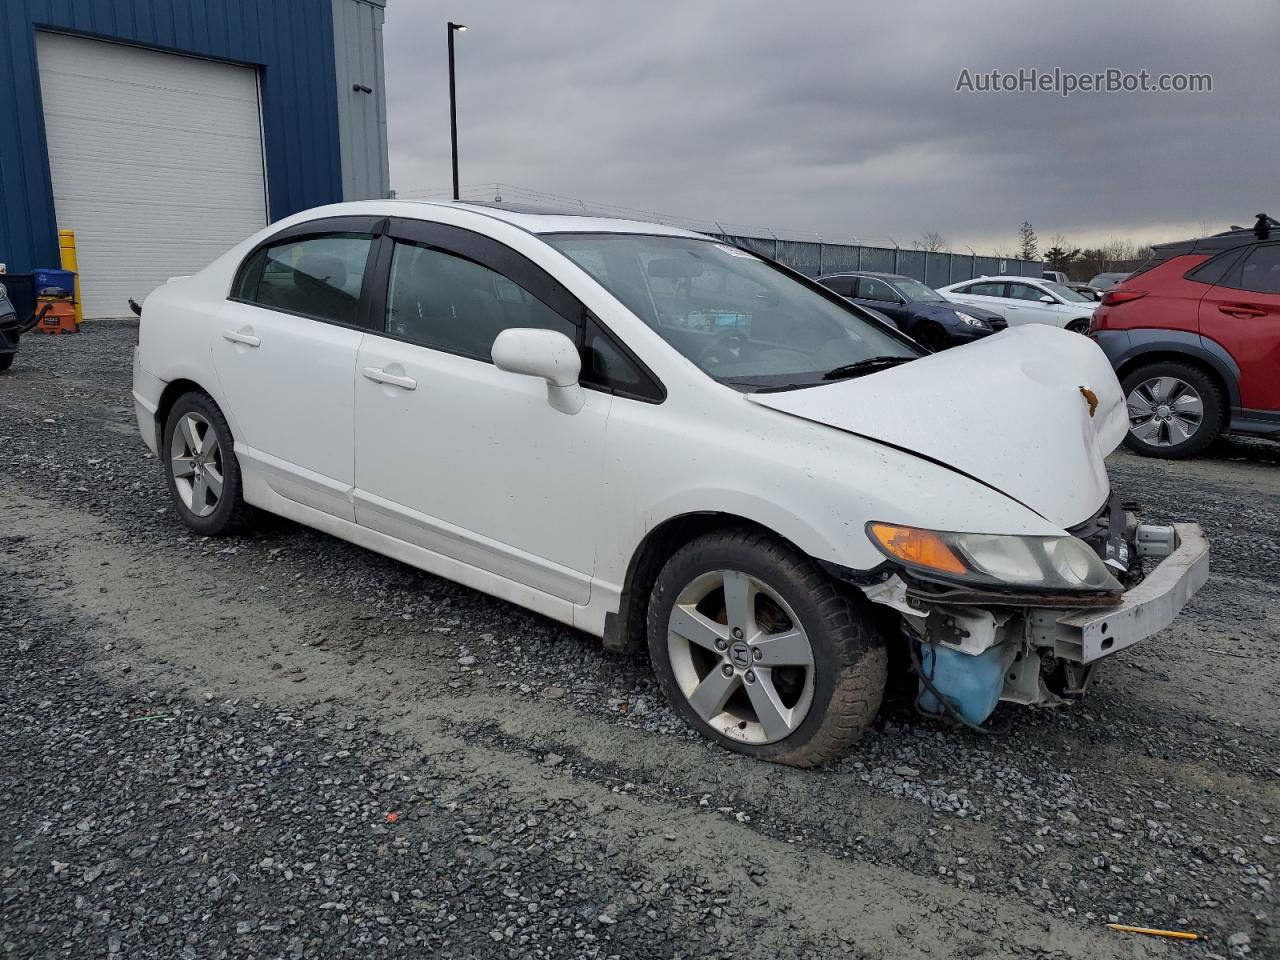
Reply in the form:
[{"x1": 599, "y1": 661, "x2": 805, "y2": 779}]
[
  {"x1": 238, "y1": 234, "x2": 373, "y2": 325},
  {"x1": 385, "y1": 242, "x2": 578, "y2": 361}
]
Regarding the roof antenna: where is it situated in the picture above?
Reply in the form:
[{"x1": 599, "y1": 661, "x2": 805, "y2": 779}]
[{"x1": 1255, "y1": 213, "x2": 1271, "y2": 240}]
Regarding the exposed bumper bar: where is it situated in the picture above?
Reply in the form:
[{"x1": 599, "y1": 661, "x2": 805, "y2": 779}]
[{"x1": 1053, "y1": 522, "x2": 1209, "y2": 663}]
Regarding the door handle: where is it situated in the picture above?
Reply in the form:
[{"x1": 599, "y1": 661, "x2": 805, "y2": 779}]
[
  {"x1": 1218, "y1": 303, "x2": 1267, "y2": 319},
  {"x1": 361, "y1": 366, "x2": 417, "y2": 391},
  {"x1": 222, "y1": 329, "x2": 261, "y2": 347}
]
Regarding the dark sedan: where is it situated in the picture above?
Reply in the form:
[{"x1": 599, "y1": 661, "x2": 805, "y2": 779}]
[{"x1": 818, "y1": 271, "x2": 1006, "y2": 349}]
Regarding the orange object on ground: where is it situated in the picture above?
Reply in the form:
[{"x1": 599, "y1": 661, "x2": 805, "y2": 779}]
[{"x1": 31, "y1": 299, "x2": 79, "y2": 335}]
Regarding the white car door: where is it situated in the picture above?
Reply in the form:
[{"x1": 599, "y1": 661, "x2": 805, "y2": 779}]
[
  {"x1": 352, "y1": 219, "x2": 621, "y2": 606},
  {"x1": 947, "y1": 280, "x2": 1010, "y2": 317},
  {"x1": 1004, "y1": 281, "x2": 1067, "y2": 327},
  {"x1": 213, "y1": 221, "x2": 379, "y2": 520}
]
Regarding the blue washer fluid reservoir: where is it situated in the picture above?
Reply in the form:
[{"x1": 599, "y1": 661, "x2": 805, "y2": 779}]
[{"x1": 917, "y1": 643, "x2": 1007, "y2": 725}]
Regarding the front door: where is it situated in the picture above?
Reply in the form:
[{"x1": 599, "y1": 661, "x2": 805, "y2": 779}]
[
  {"x1": 1200, "y1": 242, "x2": 1280, "y2": 413},
  {"x1": 352, "y1": 220, "x2": 611, "y2": 605},
  {"x1": 212, "y1": 226, "x2": 378, "y2": 520},
  {"x1": 1004, "y1": 281, "x2": 1063, "y2": 326}
]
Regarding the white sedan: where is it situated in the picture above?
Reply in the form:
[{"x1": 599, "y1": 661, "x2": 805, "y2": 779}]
[
  {"x1": 132, "y1": 201, "x2": 1207, "y2": 765},
  {"x1": 937, "y1": 276, "x2": 1098, "y2": 332}
]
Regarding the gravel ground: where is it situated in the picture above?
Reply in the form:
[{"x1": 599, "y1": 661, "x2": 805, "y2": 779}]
[{"x1": 1, "y1": 321, "x2": 1276, "y2": 959}]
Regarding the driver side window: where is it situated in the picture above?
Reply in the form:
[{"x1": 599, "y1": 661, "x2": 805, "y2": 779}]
[
  {"x1": 856, "y1": 277, "x2": 898, "y2": 302},
  {"x1": 385, "y1": 242, "x2": 576, "y2": 361}
]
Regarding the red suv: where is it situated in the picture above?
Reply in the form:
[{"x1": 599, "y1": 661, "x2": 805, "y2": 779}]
[{"x1": 1091, "y1": 215, "x2": 1280, "y2": 458}]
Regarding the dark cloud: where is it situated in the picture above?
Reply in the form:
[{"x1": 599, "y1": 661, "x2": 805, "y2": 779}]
[{"x1": 383, "y1": 0, "x2": 1276, "y2": 251}]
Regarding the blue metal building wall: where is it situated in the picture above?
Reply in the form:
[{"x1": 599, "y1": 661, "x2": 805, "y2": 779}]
[{"x1": 1, "y1": 0, "x2": 343, "y2": 273}]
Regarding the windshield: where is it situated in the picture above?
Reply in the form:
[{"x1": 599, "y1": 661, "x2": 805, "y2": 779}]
[
  {"x1": 1090, "y1": 273, "x2": 1127, "y2": 289},
  {"x1": 892, "y1": 277, "x2": 947, "y2": 303},
  {"x1": 543, "y1": 234, "x2": 919, "y2": 389},
  {"x1": 1041, "y1": 280, "x2": 1089, "y2": 302}
]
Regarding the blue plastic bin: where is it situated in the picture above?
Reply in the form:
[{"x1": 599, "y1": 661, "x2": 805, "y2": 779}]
[{"x1": 33, "y1": 267, "x2": 75, "y2": 295}]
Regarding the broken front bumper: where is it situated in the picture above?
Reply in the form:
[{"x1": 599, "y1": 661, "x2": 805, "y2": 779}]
[
  {"x1": 873, "y1": 522, "x2": 1210, "y2": 723},
  {"x1": 1044, "y1": 522, "x2": 1209, "y2": 664}
]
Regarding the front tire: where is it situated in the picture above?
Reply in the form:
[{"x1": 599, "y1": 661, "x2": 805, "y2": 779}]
[
  {"x1": 0, "y1": 353, "x2": 14, "y2": 372},
  {"x1": 1120, "y1": 361, "x2": 1223, "y2": 459},
  {"x1": 162, "y1": 391, "x2": 253, "y2": 535},
  {"x1": 1066, "y1": 318, "x2": 1091, "y2": 334},
  {"x1": 647, "y1": 529, "x2": 887, "y2": 767}
]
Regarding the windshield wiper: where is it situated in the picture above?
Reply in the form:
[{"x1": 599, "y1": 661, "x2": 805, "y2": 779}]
[{"x1": 821, "y1": 356, "x2": 915, "y2": 380}]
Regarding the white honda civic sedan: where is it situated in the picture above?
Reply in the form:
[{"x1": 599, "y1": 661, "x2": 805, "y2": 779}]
[{"x1": 133, "y1": 201, "x2": 1208, "y2": 766}]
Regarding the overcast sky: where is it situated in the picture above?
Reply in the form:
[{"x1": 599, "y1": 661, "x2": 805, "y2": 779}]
[{"x1": 382, "y1": 0, "x2": 1276, "y2": 254}]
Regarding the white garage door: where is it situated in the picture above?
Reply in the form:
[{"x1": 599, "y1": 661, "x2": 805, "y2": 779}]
[{"x1": 37, "y1": 32, "x2": 268, "y2": 318}]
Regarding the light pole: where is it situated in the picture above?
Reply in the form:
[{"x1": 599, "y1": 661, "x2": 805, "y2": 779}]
[{"x1": 447, "y1": 21, "x2": 467, "y2": 200}]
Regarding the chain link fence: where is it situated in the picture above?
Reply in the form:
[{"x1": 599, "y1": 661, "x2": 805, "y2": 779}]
[{"x1": 712, "y1": 233, "x2": 1045, "y2": 284}]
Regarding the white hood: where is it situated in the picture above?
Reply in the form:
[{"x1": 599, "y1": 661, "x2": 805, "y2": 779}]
[{"x1": 747, "y1": 326, "x2": 1127, "y2": 529}]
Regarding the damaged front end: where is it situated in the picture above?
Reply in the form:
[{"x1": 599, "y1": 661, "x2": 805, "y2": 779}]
[{"x1": 847, "y1": 497, "x2": 1209, "y2": 726}]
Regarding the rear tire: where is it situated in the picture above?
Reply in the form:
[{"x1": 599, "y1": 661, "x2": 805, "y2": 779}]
[
  {"x1": 647, "y1": 529, "x2": 887, "y2": 767},
  {"x1": 1066, "y1": 318, "x2": 1091, "y2": 334},
  {"x1": 162, "y1": 391, "x2": 254, "y2": 535},
  {"x1": 1120, "y1": 361, "x2": 1223, "y2": 459},
  {"x1": 0, "y1": 353, "x2": 14, "y2": 372}
]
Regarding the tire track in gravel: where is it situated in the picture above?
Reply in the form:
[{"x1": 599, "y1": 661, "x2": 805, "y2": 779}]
[{"x1": 3, "y1": 490, "x2": 1179, "y2": 960}]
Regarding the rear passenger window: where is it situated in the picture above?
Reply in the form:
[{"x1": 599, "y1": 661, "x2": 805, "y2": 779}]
[
  {"x1": 821, "y1": 276, "x2": 854, "y2": 296},
  {"x1": 1007, "y1": 283, "x2": 1045, "y2": 301},
  {"x1": 385, "y1": 242, "x2": 577, "y2": 360},
  {"x1": 965, "y1": 282, "x2": 1005, "y2": 297},
  {"x1": 1227, "y1": 245, "x2": 1280, "y2": 294},
  {"x1": 237, "y1": 234, "x2": 373, "y2": 326}
]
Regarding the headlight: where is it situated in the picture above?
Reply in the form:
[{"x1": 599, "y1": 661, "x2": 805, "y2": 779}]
[
  {"x1": 867, "y1": 522, "x2": 1121, "y2": 592},
  {"x1": 953, "y1": 311, "x2": 990, "y2": 329}
]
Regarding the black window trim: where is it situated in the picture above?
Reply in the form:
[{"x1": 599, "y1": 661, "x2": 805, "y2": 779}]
[
  {"x1": 364, "y1": 218, "x2": 667, "y2": 404},
  {"x1": 227, "y1": 215, "x2": 388, "y2": 332},
  {"x1": 1184, "y1": 246, "x2": 1246, "y2": 286},
  {"x1": 1215, "y1": 242, "x2": 1279, "y2": 295}
]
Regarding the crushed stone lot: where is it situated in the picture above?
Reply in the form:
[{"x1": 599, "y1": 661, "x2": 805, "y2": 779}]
[{"x1": 1, "y1": 319, "x2": 1276, "y2": 959}]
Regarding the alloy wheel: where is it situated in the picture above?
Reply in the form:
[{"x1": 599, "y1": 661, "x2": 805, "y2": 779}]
[
  {"x1": 666, "y1": 569, "x2": 816, "y2": 745},
  {"x1": 169, "y1": 411, "x2": 224, "y2": 517},
  {"x1": 1126, "y1": 376, "x2": 1204, "y2": 447}
]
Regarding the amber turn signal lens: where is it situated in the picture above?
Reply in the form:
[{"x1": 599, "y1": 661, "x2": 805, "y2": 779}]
[{"x1": 868, "y1": 523, "x2": 967, "y2": 575}]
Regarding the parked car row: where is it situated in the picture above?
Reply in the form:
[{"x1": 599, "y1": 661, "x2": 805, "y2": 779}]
[{"x1": 817, "y1": 271, "x2": 1096, "y2": 349}]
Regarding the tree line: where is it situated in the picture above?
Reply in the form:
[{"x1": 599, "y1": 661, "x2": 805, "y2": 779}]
[{"x1": 912, "y1": 221, "x2": 1156, "y2": 279}]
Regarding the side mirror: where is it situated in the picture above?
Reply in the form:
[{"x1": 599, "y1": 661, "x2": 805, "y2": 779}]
[
  {"x1": 491, "y1": 328, "x2": 585, "y2": 415},
  {"x1": 1039, "y1": 295, "x2": 1056, "y2": 304}
]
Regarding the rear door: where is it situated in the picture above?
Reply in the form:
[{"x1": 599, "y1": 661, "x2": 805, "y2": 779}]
[
  {"x1": 213, "y1": 217, "x2": 381, "y2": 520},
  {"x1": 947, "y1": 281, "x2": 1009, "y2": 317},
  {"x1": 1199, "y1": 243, "x2": 1280, "y2": 412}
]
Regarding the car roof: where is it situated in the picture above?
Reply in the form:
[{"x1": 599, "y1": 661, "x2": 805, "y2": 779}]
[
  {"x1": 1134, "y1": 215, "x2": 1276, "y2": 274},
  {"x1": 819, "y1": 271, "x2": 908, "y2": 281},
  {"x1": 393, "y1": 199, "x2": 711, "y2": 240},
  {"x1": 953, "y1": 276, "x2": 1042, "y2": 284}
]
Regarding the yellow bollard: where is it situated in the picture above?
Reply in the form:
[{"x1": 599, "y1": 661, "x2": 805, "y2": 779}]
[{"x1": 58, "y1": 229, "x2": 83, "y2": 326}]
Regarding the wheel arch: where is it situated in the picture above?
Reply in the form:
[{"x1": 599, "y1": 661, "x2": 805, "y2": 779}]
[
  {"x1": 604, "y1": 511, "x2": 830, "y2": 656},
  {"x1": 154, "y1": 377, "x2": 237, "y2": 450},
  {"x1": 1099, "y1": 329, "x2": 1241, "y2": 413},
  {"x1": 1114, "y1": 349, "x2": 1234, "y2": 427}
]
